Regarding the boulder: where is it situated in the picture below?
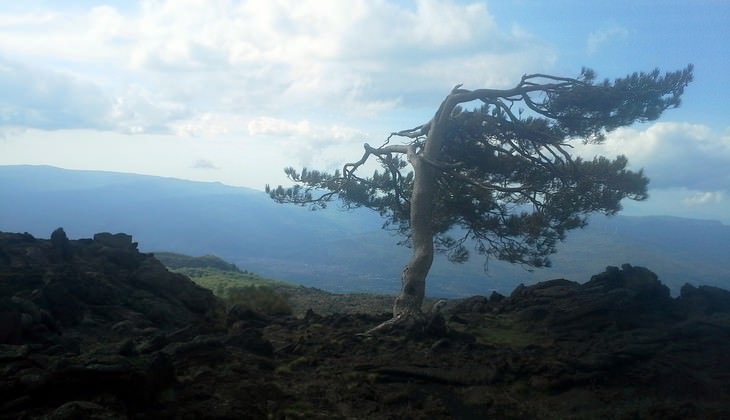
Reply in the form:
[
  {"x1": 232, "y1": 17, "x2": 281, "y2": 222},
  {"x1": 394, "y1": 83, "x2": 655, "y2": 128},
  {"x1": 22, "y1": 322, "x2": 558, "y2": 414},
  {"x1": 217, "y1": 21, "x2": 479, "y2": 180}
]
[
  {"x1": 504, "y1": 265, "x2": 675, "y2": 334},
  {"x1": 677, "y1": 283, "x2": 730, "y2": 317},
  {"x1": 92, "y1": 232, "x2": 136, "y2": 250}
]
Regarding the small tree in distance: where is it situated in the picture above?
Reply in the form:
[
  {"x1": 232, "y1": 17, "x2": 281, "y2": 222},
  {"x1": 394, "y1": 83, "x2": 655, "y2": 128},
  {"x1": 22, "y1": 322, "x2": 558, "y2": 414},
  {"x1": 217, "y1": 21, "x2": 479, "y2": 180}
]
[{"x1": 266, "y1": 65, "x2": 693, "y2": 332}]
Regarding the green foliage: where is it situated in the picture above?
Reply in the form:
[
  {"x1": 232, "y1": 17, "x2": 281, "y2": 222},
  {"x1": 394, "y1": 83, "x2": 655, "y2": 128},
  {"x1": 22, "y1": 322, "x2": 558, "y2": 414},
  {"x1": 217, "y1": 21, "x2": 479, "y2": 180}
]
[
  {"x1": 226, "y1": 285, "x2": 292, "y2": 316},
  {"x1": 157, "y1": 252, "x2": 293, "y2": 316},
  {"x1": 154, "y1": 252, "x2": 241, "y2": 272},
  {"x1": 174, "y1": 266, "x2": 286, "y2": 292},
  {"x1": 549, "y1": 66, "x2": 694, "y2": 141}
]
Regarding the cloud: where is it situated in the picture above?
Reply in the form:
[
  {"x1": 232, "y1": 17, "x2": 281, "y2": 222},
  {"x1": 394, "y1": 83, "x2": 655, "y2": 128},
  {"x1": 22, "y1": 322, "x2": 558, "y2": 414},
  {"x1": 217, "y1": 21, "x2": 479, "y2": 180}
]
[
  {"x1": 170, "y1": 113, "x2": 239, "y2": 137},
  {"x1": 619, "y1": 187, "x2": 729, "y2": 223},
  {"x1": 586, "y1": 24, "x2": 630, "y2": 54},
  {"x1": 247, "y1": 115, "x2": 368, "y2": 169},
  {"x1": 682, "y1": 191, "x2": 725, "y2": 207},
  {"x1": 247, "y1": 116, "x2": 364, "y2": 147},
  {"x1": 0, "y1": 58, "x2": 111, "y2": 130},
  {"x1": 0, "y1": 57, "x2": 191, "y2": 133},
  {"x1": 0, "y1": 0, "x2": 556, "y2": 134},
  {"x1": 576, "y1": 122, "x2": 730, "y2": 192},
  {"x1": 191, "y1": 158, "x2": 218, "y2": 170}
]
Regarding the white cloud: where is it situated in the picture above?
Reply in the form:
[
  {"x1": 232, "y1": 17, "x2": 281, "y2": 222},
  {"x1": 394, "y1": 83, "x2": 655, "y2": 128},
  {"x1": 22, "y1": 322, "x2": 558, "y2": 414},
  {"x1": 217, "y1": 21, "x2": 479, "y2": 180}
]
[
  {"x1": 683, "y1": 191, "x2": 725, "y2": 207},
  {"x1": 246, "y1": 115, "x2": 370, "y2": 171},
  {"x1": 619, "y1": 187, "x2": 729, "y2": 223},
  {"x1": 247, "y1": 116, "x2": 364, "y2": 149},
  {"x1": 577, "y1": 122, "x2": 730, "y2": 192},
  {"x1": 586, "y1": 24, "x2": 630, "y2": 54},
  {"x1": 248, "y1": 117, "x2": 314, "y2": 138},
  {"x1": 0, "y1": 58, "x2": 112, "y2": 130},
  {"x1": 0, "y1": 0, "x2": 556, "y2": 134},
  {"x1": 170, "y1": 113, "x2": 240, "y2": 137}
]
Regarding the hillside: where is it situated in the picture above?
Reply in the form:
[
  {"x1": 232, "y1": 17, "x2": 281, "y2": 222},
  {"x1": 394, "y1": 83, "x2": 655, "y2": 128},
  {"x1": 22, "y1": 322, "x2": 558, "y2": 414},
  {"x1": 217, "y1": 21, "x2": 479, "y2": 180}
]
[
  {"x1": 1, "y1": 164, "x2": 729, "y2": 296},
  {"x1": 1, "y1": 229, "x2": 730, "y2": 418}
]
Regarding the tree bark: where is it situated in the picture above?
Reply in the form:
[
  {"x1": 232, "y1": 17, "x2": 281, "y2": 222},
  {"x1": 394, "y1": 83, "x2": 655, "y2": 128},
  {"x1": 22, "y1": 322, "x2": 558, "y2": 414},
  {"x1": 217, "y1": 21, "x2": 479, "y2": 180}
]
[
  {"x1": 391, "y1": 95, "x2": 455, "y2": 317},
  {"x1": 392, "y1": 154, "x2": 436, "y2": 316}
]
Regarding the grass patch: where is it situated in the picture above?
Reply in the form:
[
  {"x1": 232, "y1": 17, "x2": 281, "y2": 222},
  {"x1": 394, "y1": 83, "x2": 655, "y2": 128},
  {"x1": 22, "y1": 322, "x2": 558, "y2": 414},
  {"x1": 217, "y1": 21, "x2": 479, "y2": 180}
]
[
  {"x1": 159, "y1": 254, "x2": 295, "y2": 316},
  {"x1": 175, "y1": 266, "x2": 288, "y2": 294}
]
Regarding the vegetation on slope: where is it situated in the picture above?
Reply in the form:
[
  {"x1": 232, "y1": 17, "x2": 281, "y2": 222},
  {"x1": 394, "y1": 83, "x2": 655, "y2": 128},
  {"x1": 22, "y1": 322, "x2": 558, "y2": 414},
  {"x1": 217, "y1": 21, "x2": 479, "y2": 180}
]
[
  {"x1": 155, "y1": 251, "x2": 400, "y2": 316},
  {"x1": 155, "y1": 251, "x2": 293, "y2": 316}
]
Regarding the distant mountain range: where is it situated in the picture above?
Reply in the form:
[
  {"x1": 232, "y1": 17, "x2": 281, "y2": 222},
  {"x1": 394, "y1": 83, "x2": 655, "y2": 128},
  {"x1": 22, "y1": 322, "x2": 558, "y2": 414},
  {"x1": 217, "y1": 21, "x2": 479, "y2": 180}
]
[{"x1": 2, "y1": 164, "x2": 729, "y2": 297}]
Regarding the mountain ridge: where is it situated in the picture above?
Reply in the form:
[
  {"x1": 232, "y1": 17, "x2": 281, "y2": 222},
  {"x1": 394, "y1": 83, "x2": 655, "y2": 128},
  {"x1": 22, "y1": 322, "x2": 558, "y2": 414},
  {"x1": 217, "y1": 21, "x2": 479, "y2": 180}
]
[{"x1": 2, "y1": 164, "x2": 729, "y2": 296}]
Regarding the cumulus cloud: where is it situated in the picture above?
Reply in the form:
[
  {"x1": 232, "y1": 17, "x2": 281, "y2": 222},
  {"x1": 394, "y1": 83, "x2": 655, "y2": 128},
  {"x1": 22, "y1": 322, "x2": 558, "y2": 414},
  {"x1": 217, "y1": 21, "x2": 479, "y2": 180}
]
[
  {"x1": 0, "y1": 58, "x2": 111, "y2": 130},
  {"x1": 0, "y1": 0, "x2": 556, "y2": 134},
  {"x1": 0, "y1": 57, "x2": 192, "y2": 133},
  {"x1": 576, "y1": 122, "x2": 730, "y2": 192}
]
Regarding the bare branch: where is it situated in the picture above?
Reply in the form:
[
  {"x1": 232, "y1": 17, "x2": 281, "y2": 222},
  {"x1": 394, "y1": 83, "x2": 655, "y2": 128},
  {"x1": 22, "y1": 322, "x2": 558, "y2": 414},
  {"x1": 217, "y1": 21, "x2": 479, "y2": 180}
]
[
  {"x1": 390, "y1": 120, "x2": 432, "y2": 141},
  {"x1": 342, "y1": 143, "x2": 410, "y2": 178}
]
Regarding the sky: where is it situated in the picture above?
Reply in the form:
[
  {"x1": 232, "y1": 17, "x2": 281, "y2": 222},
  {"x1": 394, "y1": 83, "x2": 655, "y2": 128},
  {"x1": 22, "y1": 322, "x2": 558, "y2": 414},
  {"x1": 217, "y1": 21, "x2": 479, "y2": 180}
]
[{"x1": 1, "y1": 0, "x2": 729, "y2": 224}]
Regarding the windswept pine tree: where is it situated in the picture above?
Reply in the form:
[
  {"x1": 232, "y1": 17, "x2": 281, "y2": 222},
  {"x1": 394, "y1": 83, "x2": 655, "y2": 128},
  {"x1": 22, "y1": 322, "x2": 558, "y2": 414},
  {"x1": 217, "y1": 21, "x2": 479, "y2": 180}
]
[{"x1": 267, "y1": 65, "x2": 694, "y2": 332}]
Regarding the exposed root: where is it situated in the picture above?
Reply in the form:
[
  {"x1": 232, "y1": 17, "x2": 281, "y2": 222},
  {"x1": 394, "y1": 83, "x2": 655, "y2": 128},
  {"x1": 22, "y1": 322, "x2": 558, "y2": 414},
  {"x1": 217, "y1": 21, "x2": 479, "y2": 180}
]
[{"x1": 362, "y1": 309, "x2": 449, "y2": 338}]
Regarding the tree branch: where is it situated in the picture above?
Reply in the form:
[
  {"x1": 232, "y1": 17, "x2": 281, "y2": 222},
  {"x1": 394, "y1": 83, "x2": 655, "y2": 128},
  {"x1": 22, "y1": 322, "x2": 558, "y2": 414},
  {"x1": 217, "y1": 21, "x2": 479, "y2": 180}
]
[{"x1": 343, "y1": 143, "x2": 410, "y2": 178}]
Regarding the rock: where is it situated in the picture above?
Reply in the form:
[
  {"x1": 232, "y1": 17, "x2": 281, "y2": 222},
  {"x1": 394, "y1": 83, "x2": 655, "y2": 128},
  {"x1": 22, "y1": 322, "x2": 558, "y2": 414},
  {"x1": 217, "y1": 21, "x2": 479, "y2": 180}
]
[
  {"x1": 50, "y1": 228, "x2": 72, "y2": 262},
  {"x1": 504, "y1": 265, "x2": 676, "y2": 334},
  {"x1": 677, "y1": 283, "x2": 730, "y2": 317},
  {"x1": 46, "y1": 400, "x2": 126, "y2": 420},
  {"x1": 2, "y1": 229, "x2": 730, "y2": 419},
  {"x1": 451, "y1": 296, "x2": 490, "y2": 313},
  {"x1": 0, "y1": 311, "x2": 23, "y2": 344},
  {"x1": 226, "y1": 326, "x2": 274, "y2": 356},
  {"x1": 583, "y1": 264, "x2": 670, "y2": 302},
  {"x1": 227, "y1": 304, "x2": 271, "y2": 327},
  {"x1": 92, "y1": 232, "x2": 136, "y2": 250}
]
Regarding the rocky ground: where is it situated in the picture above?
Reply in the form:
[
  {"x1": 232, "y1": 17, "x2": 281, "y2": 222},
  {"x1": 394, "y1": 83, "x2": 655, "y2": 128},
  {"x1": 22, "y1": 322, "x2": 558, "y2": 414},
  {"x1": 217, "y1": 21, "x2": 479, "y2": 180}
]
[{"x1": 1, "y1": 229, "x2": 730, "y2": 419}]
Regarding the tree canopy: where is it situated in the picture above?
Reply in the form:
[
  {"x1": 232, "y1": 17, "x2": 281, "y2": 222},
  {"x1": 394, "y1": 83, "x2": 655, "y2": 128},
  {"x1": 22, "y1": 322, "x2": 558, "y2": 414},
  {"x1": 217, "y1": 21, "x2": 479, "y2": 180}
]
[{"x1": 266, "y1": 65, "x2": 694, "y2": 327}]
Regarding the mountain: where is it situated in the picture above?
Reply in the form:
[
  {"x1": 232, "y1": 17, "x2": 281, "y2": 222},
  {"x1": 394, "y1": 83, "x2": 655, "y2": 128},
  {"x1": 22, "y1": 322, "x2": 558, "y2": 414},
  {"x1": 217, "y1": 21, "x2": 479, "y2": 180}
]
[{"x1": 1, "y1": 164, "x2": 729, "y2": 296}]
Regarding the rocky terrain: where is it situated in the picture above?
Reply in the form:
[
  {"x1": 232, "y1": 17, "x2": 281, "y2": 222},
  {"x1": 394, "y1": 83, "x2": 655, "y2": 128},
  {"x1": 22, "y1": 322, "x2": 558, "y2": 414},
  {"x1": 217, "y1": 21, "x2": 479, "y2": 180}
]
[{"x1": 1, "y1": 229, "x2": 729, "y2": 419}]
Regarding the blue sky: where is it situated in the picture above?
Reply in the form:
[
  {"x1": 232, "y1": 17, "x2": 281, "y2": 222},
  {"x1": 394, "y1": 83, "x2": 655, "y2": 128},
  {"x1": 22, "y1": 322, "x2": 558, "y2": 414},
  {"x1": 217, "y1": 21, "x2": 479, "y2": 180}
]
[{"x1": 1, "y1": 0, "x2": 728, "y2": 223}]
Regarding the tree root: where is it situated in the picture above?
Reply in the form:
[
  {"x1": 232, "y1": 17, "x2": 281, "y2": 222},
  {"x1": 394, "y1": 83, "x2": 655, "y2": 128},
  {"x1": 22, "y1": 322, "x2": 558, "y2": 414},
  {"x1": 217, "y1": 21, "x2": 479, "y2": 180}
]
[{"x1": 363, "y1": 309, "x2": 448, "y2": 337}]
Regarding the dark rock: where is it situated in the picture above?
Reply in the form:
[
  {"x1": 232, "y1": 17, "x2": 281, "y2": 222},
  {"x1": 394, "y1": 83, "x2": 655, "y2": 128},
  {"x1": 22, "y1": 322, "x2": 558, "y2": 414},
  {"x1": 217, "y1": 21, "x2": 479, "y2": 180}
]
[
  {"x1": 430, "y1": 338, "x2": 452, "y2": 352},
  {"x1": 50, "y1": 228, "x2": 72, "y2": 262},
  {"x1": 39, "y1": 275, "x2": 85, "y2": 327},
  {"x1": 583, "y1": 264, "x2": 670, "y2": 302},
  {"x1": 226, "y1": 326, "x2": 274, "y2": 356},
  {"x1": 0, "y1": 311, "x2": 23, "y2": 344},
  {"x1": 303, "y1": 308, "x2": 322, "y2": 322},
  {"x1": 451, "y1": 295, "x2": 490, "y2": 313},
  {"x1": 227, "y1": 304, "x2": 271, "y2": 327},
  {"x1": 92, "y1": 232, "x2": 136, "y2": 250},
  {"x1": 677, "y1": 283, "x2": 730, "y2": 316},
  {"x1": 136, "y1": 334, "x2": 169, "y2": 354},
  {"x1": 46, "y1": 400, "x2": 126, "y2": 420},
  {"x1": 2, "y1": 229, "x2": 730, "y2": 419},
  {"x1": 489, "y1": 291, "x2": 506, "y2": 303},
  {"x1": 504, "y1": 265, "x2": 676, "y2": 334}
]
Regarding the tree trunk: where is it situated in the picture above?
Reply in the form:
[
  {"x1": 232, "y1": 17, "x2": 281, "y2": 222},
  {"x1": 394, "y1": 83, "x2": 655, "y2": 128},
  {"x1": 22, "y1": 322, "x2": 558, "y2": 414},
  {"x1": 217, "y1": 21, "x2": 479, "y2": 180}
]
[
  {"x1": 392, "y1": 156, "x2": 436, "y2": 317},
  {"x1": 392, "y1": 96, "x2": 454, "y2": 317}
]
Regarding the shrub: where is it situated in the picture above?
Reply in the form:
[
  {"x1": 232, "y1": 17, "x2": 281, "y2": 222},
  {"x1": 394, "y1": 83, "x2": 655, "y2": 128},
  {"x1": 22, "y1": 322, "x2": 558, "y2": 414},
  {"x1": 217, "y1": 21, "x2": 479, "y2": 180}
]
[{"x1": 225, "y1": 285, "x2": 292, "y2": 316}]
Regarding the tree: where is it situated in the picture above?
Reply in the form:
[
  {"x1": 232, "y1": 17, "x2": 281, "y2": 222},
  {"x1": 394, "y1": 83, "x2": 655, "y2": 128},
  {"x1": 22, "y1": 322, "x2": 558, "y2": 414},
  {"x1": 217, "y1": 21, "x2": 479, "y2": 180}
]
[{"x1": 266, "y1": 65, "x2": 694, "y2": 331}]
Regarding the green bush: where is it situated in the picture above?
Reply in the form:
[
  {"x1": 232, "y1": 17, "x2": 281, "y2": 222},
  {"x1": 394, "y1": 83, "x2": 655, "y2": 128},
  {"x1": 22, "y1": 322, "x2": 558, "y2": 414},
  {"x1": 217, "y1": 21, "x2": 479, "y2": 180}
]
[{"x1": 225, "y1": 285, "x2": 292, "y2": 316}]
